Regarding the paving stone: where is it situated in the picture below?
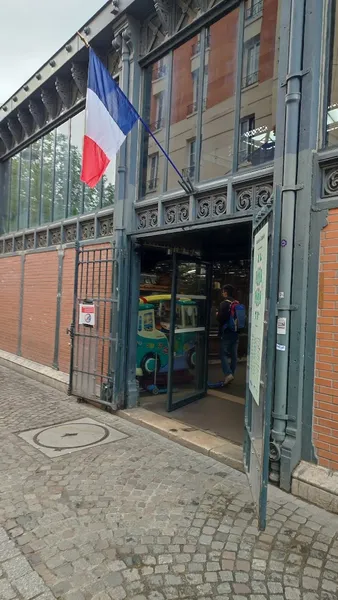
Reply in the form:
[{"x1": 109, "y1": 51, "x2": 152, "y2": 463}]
[
  {"x1": 0, "y1": 366, "x2": 338, "y2": 600},
  {"x1": 13, "y1": 572, "x2": 46, "y2": 600}
]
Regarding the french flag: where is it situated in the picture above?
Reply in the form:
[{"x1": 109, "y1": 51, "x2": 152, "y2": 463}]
[{"x1": 81, "y1": 49, "x2": 139, "y2": 188}]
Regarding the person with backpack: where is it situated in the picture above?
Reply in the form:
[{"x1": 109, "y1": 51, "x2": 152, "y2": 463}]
[{"x1": 216, "y1": 284, "x2": 246, "y2": 385}]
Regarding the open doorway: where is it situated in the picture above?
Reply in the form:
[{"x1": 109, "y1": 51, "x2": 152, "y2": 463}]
[{"x1": 135, "y1": 222, "x2": 251, "y2": 447}]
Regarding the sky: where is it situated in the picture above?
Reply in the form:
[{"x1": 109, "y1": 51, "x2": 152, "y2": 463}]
[{"x1": 0, "y1": 0, "x2": 107, "y2": 104}]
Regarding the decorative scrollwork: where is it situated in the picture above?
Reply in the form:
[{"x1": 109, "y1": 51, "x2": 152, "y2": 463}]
[
  {"x1": 18, "y1": 108, "x2": 35, "y2": 137},
  {"x1": 28, "y1": 99, "x2": 46, "y2": 129},
  {"x1": 7, "y1": 117, "x2": 23, "y2": 145},
  {"x1": 55, "y1": 77, "x2": 74, "y2": 110},
  {"x1": 213, "y1": 194, "x2": 227, "y2": 216},
  {"x1": 41, "y1": 88, "x2": 61, "y2": 120},
  {"x1": 137, "y1": 208, "x2": 158, "y2": 230},
  {"x1": 4, "y1": 239, "x2": 13, "y2": 253},
  {"x1": 149, "y1": 210, "x2": 158, "y2": 227},
  {"x1": 236, "y1": 188, "x2": 253, "y2": 212},
  {"x1": 0, "y1": 124, "x2": 14, "y2": 151},
  {"x1": 50, "y1": 228, "x2": 62, "y2": 245},
  {"x1": 197, "y1": 198, "x2": 211, "y2": 219},
  {"x1": 99, "y1": 217, "x2": 114, "y2": 237},
  {"x1": 174, "y1": 0, "x2": 201, "y2": 32},
  {"x1": 197, "y1": 193, "x2": 227, "y2": 220},
  {"x1": 178, "y1": 203, "x2": 189, "y2": 222},
  {"x1": 71, "y1": 63, "x2": 88, "y2": 97},
  {"x1": 80, "y1": 220, "x2": 95, "y2": 240},
  {"x1": 64, "y1": 224, "x2": 77, "y2": 243},
  {"x1": 256, "y1": 184, "x2": 273, "y2": 207},
  {"x1": 25, "y1": 234, "x2": 35, "y2": 249},
  {"x1": 164, "y1": 205, "x2": 177, "y2": 225},
  {"x1": 154, "y1": 0, "x2": 172, "y2": 35},
  {"x1": 323, "y1": 166, "x2": 338, "y2": 197},
  {"x1": 140, "y1": 14, "x2": 167, "y2": 56},
  {"x1": 14, "y1": 236, "x2": 24, "y2": 251},
  {"x1": 0, "y1": 241, "x2": 4, "y2": 254},
  {"x1": 37, "y1": 231, "x2": 48, "y2": 248}
]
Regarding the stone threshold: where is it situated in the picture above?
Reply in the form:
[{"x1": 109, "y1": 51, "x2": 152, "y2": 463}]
[
  {"x1": 292, "y1": 461, "x2": 338, "y2": 515},
  {"x1": 118, "y1": 407, "x2": 244, "y2": 473},
  {"x1": 0, "y1": 349, "x2": 69, "y2": 394}
]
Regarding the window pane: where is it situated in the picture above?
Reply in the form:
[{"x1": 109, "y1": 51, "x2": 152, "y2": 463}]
[
  {"x1": 69, "y1": 112, "x2": 85, "y2": 216},
  {"x1": 41, "y1": 131, "x2": 55, "y2": 224},
  {"x1": 19, "y1": 146, "x2": 30, "y2": 229},
  {"x1": 238, "y1": 0, "x2": 279, "y2": 169},
  {"x1": 29, "y1": 139, "x2": 42, "y2": 228},
  {"x1": 168, "y1": 38, "x2": 199, "y2": 191},
  {"x1": 54, "y1": 121, "x2": 70, "y2": 220},
  {"x1": 140, "y1": 56, "x2": 170, "y2": 199},
  {"x1": 102, "y1": 162, "x2": 115, "y2": 208},
  {"x1": 200, "y1": 11, "x2": 239, "y2": 181},
  {"x1": 326, "y1": 1, "x2": 338, "y2": 146},
  {"x1": 9, "y1": 155, "x2": 20, "y2": 232}
]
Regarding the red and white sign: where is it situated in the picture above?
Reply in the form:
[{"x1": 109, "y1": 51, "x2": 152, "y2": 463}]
[{"x1": 79, "y1": 303, "x2": 96, "y2": 327}]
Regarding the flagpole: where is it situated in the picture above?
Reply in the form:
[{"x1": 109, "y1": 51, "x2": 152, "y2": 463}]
[{"x1": 77, "y1": 34, "x2": 194, "y2": 194}]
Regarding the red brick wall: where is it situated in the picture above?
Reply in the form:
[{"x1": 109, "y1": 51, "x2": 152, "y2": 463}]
[
  {"x1": 314, "y1": 208, "x2": 338, "y2": 471},
  {"x1": 259, "y1": 0, "x2": 279, "y2": 83},
  {"x1": 207, "y1": 9, "x2": 239, "y2": 109},
  {"x1": 21, "y1": 252, "x2": 58, "y2": 367},
  {"x1": 0, "y1": 255, "x2": 21, "y2": 354}
]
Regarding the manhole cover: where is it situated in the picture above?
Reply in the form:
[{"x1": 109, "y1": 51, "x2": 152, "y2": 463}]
[{"x1": 18, "y1": 418, "x2": 127, "y2": 457}]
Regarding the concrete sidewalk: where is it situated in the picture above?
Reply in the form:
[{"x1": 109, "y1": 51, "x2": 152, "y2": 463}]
[{"x1": 0, "y1": 364, "x2": 337, "y2": 600}]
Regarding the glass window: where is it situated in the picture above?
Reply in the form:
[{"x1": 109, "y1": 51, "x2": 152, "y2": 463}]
[
  {"x1": 140, "y1": 55, "x2": 170, "y2": 199},
  {"x1": 102, "y1": 162, "x2": 115, "y2": 208},
  {"x1": 168, "y1": 37, "x2": 199, "y2": 191},
  {"x1": 41, "y1": 131, "x2": 55, "y2": 224},
  {"x1": 9, "y1": 155, "x2": 20, "y2": 232},
  {"x1": 238, "y1": 0, "x2": 279, "y2": 169},
  {"x1": 69, "y1": 112, "x2": 85, "y2": 216},
  {"x1": 200, "y1": 10, "x2": 239, "y2": 181},
  {"x1": 326, "y1": 1, "x2": 338, "y2": 146},
  {"x1": 19, "y1": 146, "x2": 31, "y2": 229},
  {"x1": 84, "y1": 179, "x2": 101, "y2": 214},
  {"x1": 29, "y1": 139, "x2": 42, "y2": 228},
  {"x1": 54, "y1": 121, "x2": 70, "y2": 221}
]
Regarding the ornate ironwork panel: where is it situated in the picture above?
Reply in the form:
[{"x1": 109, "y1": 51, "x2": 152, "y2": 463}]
[
  {"x1": 197, "y1": 193, "x2": 227, "y2": 220},
  {"x1": 164, "y1": 202, "x2": 189, "y2": 225},
  {"x1": 137, "y1": 207, "x2": 159, "y2": 230},
  {"x1": 80, "y1": 220, "x2": 95, "y2": 240},
  {"x1": 322, "y1": 164, "x2": 338, "y2": 197}
]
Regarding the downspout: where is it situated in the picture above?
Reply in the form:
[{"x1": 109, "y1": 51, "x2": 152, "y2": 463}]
[
  {"x1": 270, "y1": 0, "x2": 306, "y2": 483},
  {"x1": 112, "y1": 28, "x2": 131, "y2": 406}
]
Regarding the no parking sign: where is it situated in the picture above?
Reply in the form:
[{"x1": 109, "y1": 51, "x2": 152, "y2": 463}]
[{"x1": 79, "y1": 303, "x2": 96, "y2": 327}]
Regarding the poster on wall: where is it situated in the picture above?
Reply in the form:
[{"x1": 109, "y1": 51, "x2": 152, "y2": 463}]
[{"x1": 249, "y1": 222, "x2": 269, "y2": 406}]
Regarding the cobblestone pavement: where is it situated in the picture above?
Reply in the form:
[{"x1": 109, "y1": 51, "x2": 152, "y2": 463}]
[{"x1": 1, "y1": 365, "x2": 338, "y2": 600}]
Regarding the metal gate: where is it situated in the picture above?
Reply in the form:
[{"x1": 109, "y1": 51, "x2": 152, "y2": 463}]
[
  {"x1": 244, "y1": 188, "x2": 281, "y2": 530},
  {"x1": 68, "y1": 242, "x2": 120, "y2": 409}
]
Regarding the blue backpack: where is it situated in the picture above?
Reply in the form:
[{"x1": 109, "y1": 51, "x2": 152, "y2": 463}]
[{"x1": 223, "y1": 300, "x2": 246, "y2": 333}]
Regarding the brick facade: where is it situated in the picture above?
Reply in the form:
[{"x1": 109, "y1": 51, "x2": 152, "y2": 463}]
[
  {"x1": 314, "y1": 208, "x2": 338, "y2": 471},
  {"x1": 0, "y1": 243, "x2": 111, "y2": 376}
]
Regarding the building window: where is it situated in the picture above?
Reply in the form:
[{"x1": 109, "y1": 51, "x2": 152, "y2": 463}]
[
  {"x1": 242, "y1": 36, "x2": 260, "y2": 88},
  {"x1": 326, "y1": 0, "x2": 338, "y2": 147},
  {"x1": 238, "y1": 116, "x2": 255, "y2": 165},
  {"x1": 151, "y1": 91, "x2": 164, "y2": 131},
  {"x1": 3, "y1": 109, "x2": 115, "y2": 235},
  {"x1": 245, "y1": 0, "x2": 263, "y2": 20},
  {"x1": 183, "y1": 139, "x2": 196, "y2": 180},
  {"x1": 147, "y1": 154, "x2": 159, "y2": 192}
]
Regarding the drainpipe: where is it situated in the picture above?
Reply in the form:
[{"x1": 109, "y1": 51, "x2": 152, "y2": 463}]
[
  {"x1": 112, "y1": 27, "x2": 131, "y2": 406},
  {"x1": 270, "y1": 0, "x2": 306, "y2": 483}
]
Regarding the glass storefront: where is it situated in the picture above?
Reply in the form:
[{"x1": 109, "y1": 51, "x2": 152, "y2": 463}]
[
  {"x1": 140, "y1": 0, "x2": 280, "y2": 199},
  {"x1": 3, "y1": 110, "x2": 115, "y2": 234}
]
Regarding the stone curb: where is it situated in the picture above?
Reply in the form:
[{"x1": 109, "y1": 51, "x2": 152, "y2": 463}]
[{"x1": 0, "y1": 349, "x2": 69, "y2": 394}]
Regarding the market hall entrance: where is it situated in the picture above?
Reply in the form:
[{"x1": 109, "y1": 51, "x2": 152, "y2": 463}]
[{"x1": 136, "y1": 222, "x2": 251, "y2": 447}]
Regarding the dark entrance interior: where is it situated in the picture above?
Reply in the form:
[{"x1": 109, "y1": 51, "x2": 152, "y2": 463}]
[{"x1": 136, "y1": 221, "x2": 251, "y2": 446}]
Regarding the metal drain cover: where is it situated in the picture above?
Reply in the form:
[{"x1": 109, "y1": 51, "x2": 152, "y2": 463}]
[{"x1": 18, "y1": 417, "x2": 127, "y2": 457}]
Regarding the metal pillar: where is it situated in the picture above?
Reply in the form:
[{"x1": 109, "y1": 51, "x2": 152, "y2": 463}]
[{"x1": 270, "y1": 0, "x2": 306, "y2": 483}]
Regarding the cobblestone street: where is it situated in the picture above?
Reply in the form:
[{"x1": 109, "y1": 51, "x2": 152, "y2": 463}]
[{"x1": 0, "y1": 365, "x2": 338, "y2": 600}]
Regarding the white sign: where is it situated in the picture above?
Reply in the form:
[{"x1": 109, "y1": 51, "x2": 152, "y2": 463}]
[
  {"x1": 249, "y1": 222, "x2": 269, "y2": 406},
  {"x1": 276, "y1": 344, "x2": 286, "y2": 352},
  {"x1": 79, "y1": 303, "x2": 95, "y2": 327},
  {"x1": 277, "y1": 317, "x2": 286, "y2": 335}
]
